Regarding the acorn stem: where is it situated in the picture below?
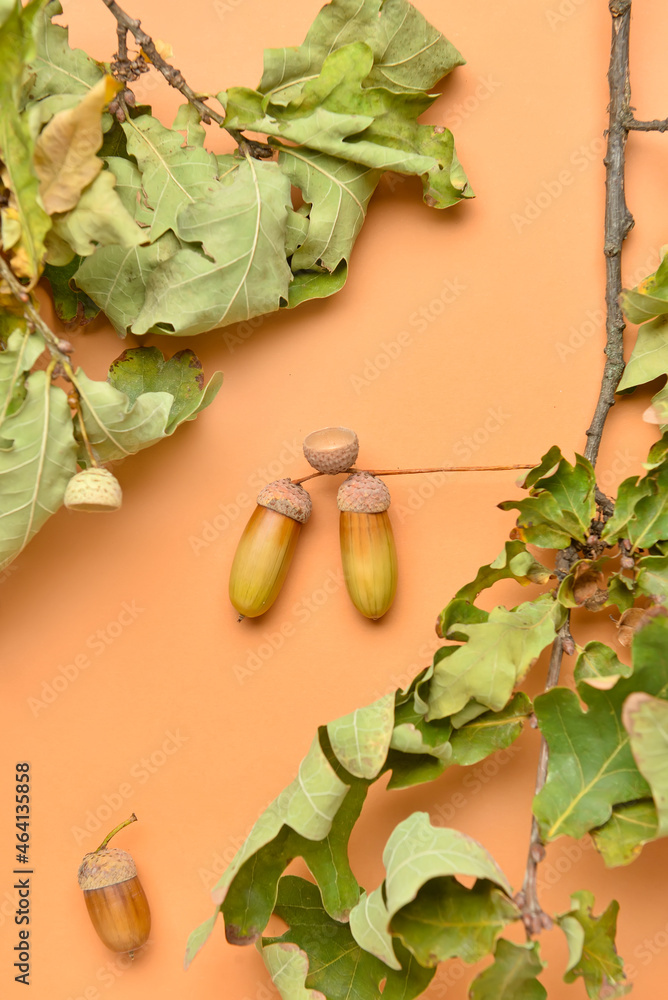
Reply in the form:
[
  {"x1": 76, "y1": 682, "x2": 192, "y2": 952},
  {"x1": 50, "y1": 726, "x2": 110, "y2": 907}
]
[
  {"x1": 65, "y1": 364, "x2": 99, "y2": 468},
  {"x1": 292, "y1": 463, "x2": 535, "y2": 484},
  {"x1": 95, "y1": 814, "x2": 138, "y2": 852}
]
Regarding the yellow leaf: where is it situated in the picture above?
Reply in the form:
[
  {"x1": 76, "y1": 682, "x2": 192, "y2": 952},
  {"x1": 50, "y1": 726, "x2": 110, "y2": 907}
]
[
  {"x1": 1, "y1": 207, "x2": 21, "y2": 250},
  {"x1": 33, "y1": 75, "x2": 122, "y2": 215},
  {"x1": 140, "y1": 38, "x2": 173, "y2": 62},
  {"x1": 9, "y1": 246, "x2": 33, "y2": 279}
]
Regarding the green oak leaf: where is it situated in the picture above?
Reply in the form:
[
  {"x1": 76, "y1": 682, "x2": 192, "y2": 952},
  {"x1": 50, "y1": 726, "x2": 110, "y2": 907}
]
[
  {"x1": 132, "y1": 158, "x2": 293, "y2": 336},
  {"x1": 646, "y1": 380, "x2": 668, "y2": 427},
  {"x1": 574, "y1": 642, "x2": 631, "y2": 687},
  {"x1": 390, "y1": 877, "x2": 519, "y2": 968},
  {"x1": 625, "y1": 465, "x2": 668, "y2": 550},
  {"x1": 48, "y1": 170, "x2": 144, "y2": 259},
  {"x1": 600, "y1": 474, "x2": 653, "y2": 543},
  {"x1": 0, "y1": 0, "x2": 51, "y2": 281},
  {"x1": 348, "y1": 813, "x2": 512, "y2": 970},
  {"x1": 285, "y1": 262, "x2": 348, "y2": 308},
  {"x1": 623, "y1": 692, "x2": 668, "y2": 837},
  {"x1": 183, "y1": 912, "x2": 217, "y2": 970},
  {"x1": 607, "y1": 572, "x2": 636, "y2": 613},
  {"x1": 259, "y1": 941, "x2": 326, "y2": 1000},
  {"x1": 42, "y1": 256, "x2": 99, "y2": 323},
  {"x1": 558, "y1": 891, "x2": 630, "y2": 998},
  {"x1": 499, "y1": 450, "x2": 596, "y2": 548},
  {"x1": 327, "y1": 692, "x2": 395, "y2": 779},
  {"x1": 591, "y1": 800, "x2": 659, "y2": 867},
  {"x1": 0, "y1": 324, "x2": 46, "y2": 432},
  {"x1": 172, "y1": 102, "x2": 207, "y2": 148},
  {"x1": 455, "y1": 541, "x2": 552, "y2": 604},
  {"x1": 222, "y1": 41, "x2": 470, "y2": 209},
  {"x1": 258, "y1": 0, "x2": 464, "y2": 105},
  {"x1": 262, "y1": 876, "x2": 435, "y2": 1000},
  {"x1": 617, "y1": 316, "x2": 668, "y2": 392},
  {"x1": 449, "y1": 693, "x2": 531, "y2": 765},
  {"x1": 187, "y1": 735, "x2": 367, "y2": 958},
  {"x1": 25, "y1": 1, "x2": 103, "y2": 119},
  {"x1": 469, "y1": 939, "x2": 546, "y2": 1000},
  {"x1": 71, "y1": 346, "x2": 221, "y2": 464},
  {"x1": 0, "y1": 369, "x2": 77, "y2": 571},
  {"x1": 427, "y1": 596, "x2": 562, "y2": 720},
  {"x1": 74, "y1": 234, "x2": 182, "y2": 337},
  {"x1": 121, "y1": 114, "x2": 220, "y2": 241},
  {"x1": 533, "y1": 650, "x2": 668, "y2": 841},
  {"x1": 637, "y1": 554, "x2": 668, "y2": 602},
  {"x1": 107, "y1": 346, "x2": 223, "y2": 435},
  {"x1": 105, "y1": 156, "x2": 156, "y2": 227},
  {"x1": 276, "y1": 143, "x2": 380, "y2": 272}
]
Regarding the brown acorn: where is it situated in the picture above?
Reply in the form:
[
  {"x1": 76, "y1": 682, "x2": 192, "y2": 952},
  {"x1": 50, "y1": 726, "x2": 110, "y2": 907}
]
[
  {"x1": 303, "y1": 426, "x2": 359, "y2": 474},
  {"x1": 338, "y1": 471, "x2": 397, "y2": 620},
  {"x1": 77, "y1": 814, "x2": 150, "y2": 956},
  {"x1": 229, "y1": 479, "x2": 312, "y2": 618}
]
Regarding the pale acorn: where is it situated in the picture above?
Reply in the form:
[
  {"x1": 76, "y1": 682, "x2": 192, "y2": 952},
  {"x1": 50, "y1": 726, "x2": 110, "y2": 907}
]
[
  {"x1": 64, "y1": 468, "x2": 122, "y2": 512},
  {"x1": 303, "y1": 426, "x2": 359, "y2": 474},
  {"x1": 229, "y1": 479, "x2": 312, "y2": 618},
  {"x1": 337, "y1": 471, "x2": 397, "y2": 620}
]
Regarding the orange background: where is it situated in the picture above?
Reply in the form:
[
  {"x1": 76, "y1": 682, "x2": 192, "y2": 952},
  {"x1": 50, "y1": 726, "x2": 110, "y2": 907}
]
[{"x1": 2, "y1": 1, "x2": 668, "y2": 998}]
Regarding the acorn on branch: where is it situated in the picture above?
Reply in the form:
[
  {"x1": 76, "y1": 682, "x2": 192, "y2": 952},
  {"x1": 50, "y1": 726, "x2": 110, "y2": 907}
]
[
  {"x1": 64, "y1": 467, "x2": 122, "y2": 512},
  {"x1": 303, "y1": 426, "x2": 359, "y2": 474},
  {"x1": 229, "y1": 479, "x2": 312, "y2": 618},
  {"x1": 77, "y1": 814, "x2": 150, "y2": 956},
  {"x1": 337, "y1": 471, "x2": 397, "y2": 620}
]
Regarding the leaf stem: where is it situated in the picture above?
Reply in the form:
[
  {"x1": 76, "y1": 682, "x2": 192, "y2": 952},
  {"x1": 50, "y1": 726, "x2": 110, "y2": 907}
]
[{"x1": 98, "y1": 0, "x2": 273, "y2": 158}]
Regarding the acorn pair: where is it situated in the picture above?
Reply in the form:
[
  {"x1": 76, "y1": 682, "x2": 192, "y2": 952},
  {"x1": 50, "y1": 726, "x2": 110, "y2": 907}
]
[{"x1": 229, "y1": 428, "x2": 397, "y2": 621}]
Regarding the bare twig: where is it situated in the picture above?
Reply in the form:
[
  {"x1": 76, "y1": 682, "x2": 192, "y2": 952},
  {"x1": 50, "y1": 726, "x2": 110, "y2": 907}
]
[
  {"x1": 99, "y1": 0, "x2": 273, "y2": 158},
  {"x1": 520, "y1": 0, "x2": 663, "y2": 935},
  {"x1": 626, "y1": 116, "x2": 668, "y2": 132},
  {"x1": 291, "y1": 464, "x2": 536, "y2": 486},
  {"x1": 0, "y1": 256, "x2": 72, "y2": 366}
]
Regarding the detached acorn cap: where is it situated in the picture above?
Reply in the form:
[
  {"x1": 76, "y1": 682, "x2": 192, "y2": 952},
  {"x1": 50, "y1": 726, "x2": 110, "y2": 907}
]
[
  {"x1": 77, "y1": 847, "x2": 136, "y2": 890},
  {"x1": 337, "y1": 471, "x2": 391, "y2": 513},
  {"x1": 257, "y1": 478, "x2": 312, "y2": 524},
  {"x1": 64, "y1": 467, "x2": 122, "y2": 512},
  {"x1": 303, "y1": 426, "x2": 359, "y2": 475}
]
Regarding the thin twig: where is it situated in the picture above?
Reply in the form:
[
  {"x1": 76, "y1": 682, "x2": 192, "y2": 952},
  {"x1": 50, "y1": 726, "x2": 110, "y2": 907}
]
[
  {"x1": 99, "y1": 0, "x2": 273, "y2": 158},
  {"x1": 291, "y1": 464, "x2": 536, "y2": 486},
  {"x1": 520, "y1": 0, "x2": 656, "y2": 935},
  {"x1": 0, "y1": 256, "x2": 72, "y2": 365},
  {"x1": 626, "y1": 116, "x2": 668, "y2": 132}
]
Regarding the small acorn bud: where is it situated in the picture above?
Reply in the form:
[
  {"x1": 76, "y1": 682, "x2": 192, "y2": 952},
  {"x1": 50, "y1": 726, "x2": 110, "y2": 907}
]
[
  {"x1": 64, "y1": 467, "x2": 122, "y2": 512},
  {"x1": 337, "y1": 471, "x2": 397, "y2": 620},
  {"x1": 229, "y1": 479, "x2": 312, "y2": 618},
  {"x1": 77, "y1": 815, "x2": 150, "y2": 956},
  {"x1": 303, "y1": 426, "x2": 359, "y2": 474}
]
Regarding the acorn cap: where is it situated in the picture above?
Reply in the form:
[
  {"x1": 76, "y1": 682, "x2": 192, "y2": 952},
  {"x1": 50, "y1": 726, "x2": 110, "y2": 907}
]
[
  {"x1": 337, "y1": 471, "x2": 391, "y2": 513},
  {"x1": 77, "y1": 847, "x2": 136, "y2": 890},
  {"x1": 64, "y1": 467, "x2": 122, "y2": 512},
  {"x1": 303, "y1": 426, "x2": 359, "y2": 475},
  {"x1": 257, "y1": 478, "x2": 312, "y2": 524}
]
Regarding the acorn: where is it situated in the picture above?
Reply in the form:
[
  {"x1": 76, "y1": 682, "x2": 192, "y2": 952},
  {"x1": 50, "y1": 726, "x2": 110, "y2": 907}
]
[
  {"x1": 229, "y1": 479, "x2": 312, "y2": 618},
  {"x1": 337, "y1": 471, "x2": 397, "y2": 620},
  {"x1": 64, "y1": 467, "x2": 122, "y2": 512},
  {"x1": 303, "y1": 426, "x2": 359, "y2": 474},
  {"x1": 77, "y1": 814, "x2": 150, "y2": 956}
]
